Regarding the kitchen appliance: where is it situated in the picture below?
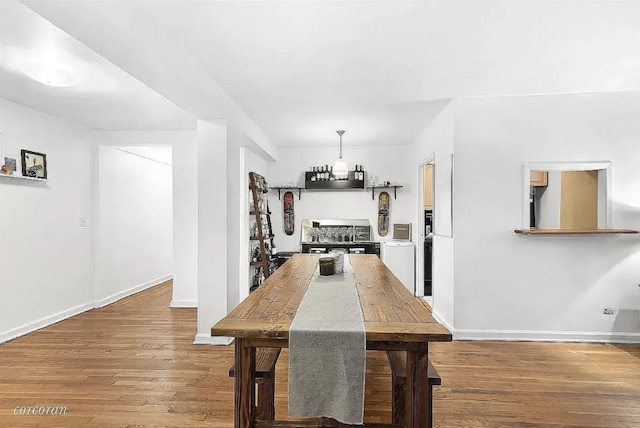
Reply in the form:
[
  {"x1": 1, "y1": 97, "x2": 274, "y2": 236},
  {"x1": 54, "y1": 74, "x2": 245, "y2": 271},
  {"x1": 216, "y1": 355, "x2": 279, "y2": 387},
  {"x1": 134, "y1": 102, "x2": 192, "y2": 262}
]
[
  {"x1": 392, "y1": 223, "x2": 411, "y2": 241},
  {"x1": 299, "y1": 219, "x2": 380, "y2": 257},
  {"x1": 381, "y1": 241, "x2": 415, "y2": 294}
]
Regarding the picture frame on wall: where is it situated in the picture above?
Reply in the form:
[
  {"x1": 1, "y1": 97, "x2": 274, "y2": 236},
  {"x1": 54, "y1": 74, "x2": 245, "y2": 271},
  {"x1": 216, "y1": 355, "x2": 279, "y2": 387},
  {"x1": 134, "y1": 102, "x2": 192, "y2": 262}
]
[{"x1": 21, "y1": 149, "x2": 47, "y2": 179}]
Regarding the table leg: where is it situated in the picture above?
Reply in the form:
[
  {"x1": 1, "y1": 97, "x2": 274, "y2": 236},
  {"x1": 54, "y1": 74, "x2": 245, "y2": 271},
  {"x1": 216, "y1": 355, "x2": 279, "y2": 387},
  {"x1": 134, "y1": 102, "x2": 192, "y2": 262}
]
[
  {"x1": 405, "y1": 342, "x2": 430, "y2": 428},
  {"x1": 234, "y1": 338, "x2": 255, "y2": 428}
]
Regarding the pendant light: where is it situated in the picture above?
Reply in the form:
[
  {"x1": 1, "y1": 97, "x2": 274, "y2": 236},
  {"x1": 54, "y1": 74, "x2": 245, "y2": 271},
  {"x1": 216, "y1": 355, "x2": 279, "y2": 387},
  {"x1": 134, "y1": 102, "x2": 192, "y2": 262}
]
[{"x1": 333, "y1": 130, "x2": 349, "y2": 180}]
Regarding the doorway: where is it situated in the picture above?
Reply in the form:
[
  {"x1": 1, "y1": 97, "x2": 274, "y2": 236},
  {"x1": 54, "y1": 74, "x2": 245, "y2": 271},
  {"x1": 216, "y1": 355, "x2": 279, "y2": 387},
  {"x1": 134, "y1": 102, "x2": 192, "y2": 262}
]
[{"x1": 416, "y1": 156, "x2": 435, "y2": 305}]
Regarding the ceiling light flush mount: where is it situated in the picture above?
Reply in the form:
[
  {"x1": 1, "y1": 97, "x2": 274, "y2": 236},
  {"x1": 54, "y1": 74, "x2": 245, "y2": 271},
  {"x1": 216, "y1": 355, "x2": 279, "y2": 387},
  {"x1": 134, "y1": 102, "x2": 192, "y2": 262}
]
[{"x1": 333, "y1": 130, "x2": 349, "y2": 180}]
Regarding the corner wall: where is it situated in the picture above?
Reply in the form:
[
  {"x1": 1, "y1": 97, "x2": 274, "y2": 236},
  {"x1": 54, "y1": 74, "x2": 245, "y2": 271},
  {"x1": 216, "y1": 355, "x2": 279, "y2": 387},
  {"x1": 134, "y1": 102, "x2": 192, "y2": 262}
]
[
  {"x1": 453, "y1": 91, "x2": 640, "y2": 342},
  {"x1": 95, "y1": 144, "x2": 173, "y2": 307},
  {"x1": 0, "y1": 98, "x2": 94, "y2": 343},
  {"x1": 408, "y1": 100, "x2": 455, "y2": 330}
]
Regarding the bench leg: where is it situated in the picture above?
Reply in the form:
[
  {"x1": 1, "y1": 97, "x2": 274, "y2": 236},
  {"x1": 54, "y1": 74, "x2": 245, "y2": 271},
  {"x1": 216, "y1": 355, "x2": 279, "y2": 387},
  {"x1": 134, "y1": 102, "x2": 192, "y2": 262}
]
[
  {"x1": 234, "y1": 338, "x2": 255, "y2": 428},
  {"x1": 256, "y1": 371, "x2": 275, "y2": 420},
  {"x1": 427, "y1": 385, "x2": 434, "y2": 428},
  {"x1": 393, "y1": 379, "x2": 436, "y2": 428},
  {"x1": 391, "y1": 372, "x2": 405, "y2": 426}
]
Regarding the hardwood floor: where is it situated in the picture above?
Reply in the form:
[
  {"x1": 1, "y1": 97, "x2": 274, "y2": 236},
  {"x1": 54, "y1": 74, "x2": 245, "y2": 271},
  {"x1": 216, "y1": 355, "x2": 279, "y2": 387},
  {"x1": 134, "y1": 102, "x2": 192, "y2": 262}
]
[{"x1": 1, "y1": 281, "x2": 639, "y2": 427}]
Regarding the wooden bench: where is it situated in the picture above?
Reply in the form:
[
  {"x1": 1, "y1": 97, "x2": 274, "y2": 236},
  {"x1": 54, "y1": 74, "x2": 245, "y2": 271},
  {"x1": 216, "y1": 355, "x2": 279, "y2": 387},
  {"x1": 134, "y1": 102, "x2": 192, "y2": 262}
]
[
  {"x1": 229, "y1": 348, "x2": 281, "y2": 421},
  {"x1": 386, "y1": 351, "x2": 442, "y2": 428}
]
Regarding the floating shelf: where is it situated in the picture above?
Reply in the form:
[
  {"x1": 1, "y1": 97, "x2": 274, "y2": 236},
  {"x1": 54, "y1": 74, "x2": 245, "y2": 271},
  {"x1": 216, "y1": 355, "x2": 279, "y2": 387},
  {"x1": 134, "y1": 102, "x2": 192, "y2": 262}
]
[
  {"x1": 0, "y1": 173, "x2": 47, "y2": 182},
  {"x1": 514, "y1": 229, "x2": 639, "y2": 235},
  {"x1": 304, "y1": 171, "x2": 366, "y2": 190},
  {"x1": 269, "y1": 186, "x2": 303, "y2": 200},
  {"x1": 368, "y1": 185, "x2": 403, "y2": 200}
]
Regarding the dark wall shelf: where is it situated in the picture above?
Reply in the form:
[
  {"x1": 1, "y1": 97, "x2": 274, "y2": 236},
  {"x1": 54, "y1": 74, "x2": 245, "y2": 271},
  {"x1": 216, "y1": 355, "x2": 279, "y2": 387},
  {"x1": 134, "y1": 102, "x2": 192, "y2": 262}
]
[
  {"x1": 269, "y1": 186, "x2": 303, "y2": 200},
  {"x1": 304, "y1": 171, "x2": 365, "y2": 189},
  {"x1": 368, "y1": 185, "x2": 403, "y2": 200}
]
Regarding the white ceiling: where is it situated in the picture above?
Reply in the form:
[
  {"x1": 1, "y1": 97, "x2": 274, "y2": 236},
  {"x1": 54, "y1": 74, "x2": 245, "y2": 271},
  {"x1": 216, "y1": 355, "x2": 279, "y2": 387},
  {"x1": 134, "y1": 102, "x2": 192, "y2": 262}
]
[
  {"x1": 0, "y1": 1, "x2": 195, "y2": 131},
  {"x1": 10, "y1": 1, "x2": 640, "y2": 147}
]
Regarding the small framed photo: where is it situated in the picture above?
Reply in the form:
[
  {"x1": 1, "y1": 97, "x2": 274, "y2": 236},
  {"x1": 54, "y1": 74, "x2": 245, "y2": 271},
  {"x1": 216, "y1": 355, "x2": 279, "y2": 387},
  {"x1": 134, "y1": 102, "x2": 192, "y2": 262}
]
[{"x1": 21, "y1": 149, "x2": 47, "y2": 179}]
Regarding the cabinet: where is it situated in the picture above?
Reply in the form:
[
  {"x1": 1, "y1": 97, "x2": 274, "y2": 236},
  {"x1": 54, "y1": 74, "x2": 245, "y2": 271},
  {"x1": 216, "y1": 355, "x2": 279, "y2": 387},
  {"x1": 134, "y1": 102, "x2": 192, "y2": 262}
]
[
  {"x1": 249, "y1": 172, "x2": 275, "y2": 292},
  {"x1": 424, "y1": 164, "x2": 433, "y2": 210},
  {"x1": 530, "y1": 170, "x2": 548, "y2": 187}
]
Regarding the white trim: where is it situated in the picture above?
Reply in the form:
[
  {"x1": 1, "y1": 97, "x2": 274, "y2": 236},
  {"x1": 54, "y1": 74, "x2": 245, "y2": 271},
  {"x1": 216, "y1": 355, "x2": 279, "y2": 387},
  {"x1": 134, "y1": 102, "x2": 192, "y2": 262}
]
[
  {"x1": 170, "y1": 299, "x2": 198, "y2": 308},
  {"x1": 431, "y1": 308, "x2": 454, "y2": 334},
  {"x1": 95, "y1": 274, "x2": 173, "y2": 308},
  {"x1": 454, "y1": 328, "x2": 640, "y2": 344},
  {"x1": 193, "y1": 334, "x2": 234, "y2": 346},
  {"x1": 0, "y1": 302, "x2": 94, "y2": 344}
]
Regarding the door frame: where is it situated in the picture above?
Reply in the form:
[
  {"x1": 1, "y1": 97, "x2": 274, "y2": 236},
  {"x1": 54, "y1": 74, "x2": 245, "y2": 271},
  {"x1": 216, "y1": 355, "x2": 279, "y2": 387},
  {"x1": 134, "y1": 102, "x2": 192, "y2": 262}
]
[{"x1": 416, "y1": 154, "x2": 435, "y2": 298}]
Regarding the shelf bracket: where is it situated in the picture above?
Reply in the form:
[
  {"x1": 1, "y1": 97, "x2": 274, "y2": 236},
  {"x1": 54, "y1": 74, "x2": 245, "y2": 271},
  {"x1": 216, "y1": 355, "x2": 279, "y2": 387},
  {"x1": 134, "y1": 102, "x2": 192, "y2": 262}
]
[{"x1": 270, "y1": 187, "x2": 303, "y2": 201}]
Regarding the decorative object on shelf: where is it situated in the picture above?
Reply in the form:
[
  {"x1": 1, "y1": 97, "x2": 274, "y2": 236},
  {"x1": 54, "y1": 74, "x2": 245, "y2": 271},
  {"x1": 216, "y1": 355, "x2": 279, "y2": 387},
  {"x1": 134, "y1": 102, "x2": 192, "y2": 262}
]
[
  {"x1": 4, "y1": 157, "x2": 16, "y2": 172},
  {"x1": 378, "y1": 191, "x2": 390, "y2": 237},
  {"x1": 283, "y1": 191, "x2": 295, "y2": 236},
  {"x1": 0, "y1": 164, "x2": 12, "y2": 175},
  {"x1": 333, "y1": 130, "x2": 349, "y2": 180},
  {"x1": 21, "y1": 149, "x2": 47, "y2": 179}
]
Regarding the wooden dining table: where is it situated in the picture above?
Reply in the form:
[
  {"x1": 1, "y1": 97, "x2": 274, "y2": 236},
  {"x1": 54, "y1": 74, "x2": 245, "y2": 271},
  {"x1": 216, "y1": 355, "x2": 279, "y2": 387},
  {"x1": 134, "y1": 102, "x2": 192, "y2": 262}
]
[{"x1": 212, "y1": 254, "x2": 452, "y2": 428}]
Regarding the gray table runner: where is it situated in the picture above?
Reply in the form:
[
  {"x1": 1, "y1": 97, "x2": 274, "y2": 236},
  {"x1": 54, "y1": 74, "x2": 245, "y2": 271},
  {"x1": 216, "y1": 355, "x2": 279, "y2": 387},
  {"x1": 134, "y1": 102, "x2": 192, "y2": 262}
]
[{"x1": 288, "y1": 256, "x2": 366, "y2": 425}]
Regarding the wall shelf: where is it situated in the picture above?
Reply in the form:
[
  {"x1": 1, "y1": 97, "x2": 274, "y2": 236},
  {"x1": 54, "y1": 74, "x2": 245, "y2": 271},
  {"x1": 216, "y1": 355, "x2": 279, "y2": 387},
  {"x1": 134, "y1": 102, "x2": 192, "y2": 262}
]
[
  {"x1": 0, "y1": 173, "x2": 47, "y2": 182},
  {"x1": 368, "y1": 185, "x2": 403, "y2": 200},
  {"x1": 269, "y1": 186, "x2": 303, "y2": 200},
  {"x1": 304, "y1": 171, "x2": 366, "y2": 190},
  {"x1": 514, "y1": 229, "x2": 639, "y2": 235}
]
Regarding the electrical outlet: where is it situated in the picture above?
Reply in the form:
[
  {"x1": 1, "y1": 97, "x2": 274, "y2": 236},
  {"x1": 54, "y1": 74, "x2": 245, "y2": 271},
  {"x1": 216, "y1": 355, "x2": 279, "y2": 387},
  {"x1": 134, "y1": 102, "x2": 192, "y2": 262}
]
[
  {"x1": 79, "y1": 217, "x2": 87, "y2": 228},
  {"x1": 602, "y1": 308, "x2": 616, "y2": 316}
]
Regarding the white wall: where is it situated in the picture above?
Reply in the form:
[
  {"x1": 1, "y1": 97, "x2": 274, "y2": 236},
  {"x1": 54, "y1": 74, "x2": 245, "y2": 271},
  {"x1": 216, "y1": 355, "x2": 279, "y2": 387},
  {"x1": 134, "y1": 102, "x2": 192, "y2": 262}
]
[
  {"x1": 0, "y1": 98, "x2": 94, "y2": 343},
  {"x1": 195, "y1": 119, "x2": 230, "y2": 345},
  {"x1": 537, "y1": 171, "x2": 561, "y2": 229},
  {"x1": 453, "y1": 91, "x2": 640, "y2": 342},
  {"x1": 268, "y1": 145, "x2": 413, "y2": 252},
  {"x1": 171, "y1": 132, "x2": 199, "y2": 307},
  {"x1": 408, "y1": 100, "x2": 455, "y2": 331},
  {"x1": 95, "y1": 144, "x2": 173, "y2": 307}
]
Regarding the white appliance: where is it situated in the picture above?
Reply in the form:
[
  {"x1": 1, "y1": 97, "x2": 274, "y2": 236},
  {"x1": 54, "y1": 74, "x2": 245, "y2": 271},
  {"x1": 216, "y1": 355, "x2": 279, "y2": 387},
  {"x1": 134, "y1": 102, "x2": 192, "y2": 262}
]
[{"x1": 381, "y1": 241, "x2": 415, "y2": 295}]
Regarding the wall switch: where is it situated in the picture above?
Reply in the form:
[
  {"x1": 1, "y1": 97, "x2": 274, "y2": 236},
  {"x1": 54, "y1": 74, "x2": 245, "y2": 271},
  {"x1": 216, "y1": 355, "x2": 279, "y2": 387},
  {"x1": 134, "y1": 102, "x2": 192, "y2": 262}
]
[
  {"x1": 602, "y1": 308, "x2": 616, "y2": 316},
  {"x1": 79, "y1": 217, "x2": 87, "y2": 228}
]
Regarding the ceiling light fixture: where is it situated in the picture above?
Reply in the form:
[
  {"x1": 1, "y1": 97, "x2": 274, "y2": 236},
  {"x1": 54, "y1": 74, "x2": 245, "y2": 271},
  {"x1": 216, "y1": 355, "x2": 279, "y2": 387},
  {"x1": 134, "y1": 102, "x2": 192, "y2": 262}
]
[
  {"x1": 22, "y1": 62, "x2": 76, "y2": 87},
  {"x1": 333, "y1": 130, "x2": 349, "y2": 180}
]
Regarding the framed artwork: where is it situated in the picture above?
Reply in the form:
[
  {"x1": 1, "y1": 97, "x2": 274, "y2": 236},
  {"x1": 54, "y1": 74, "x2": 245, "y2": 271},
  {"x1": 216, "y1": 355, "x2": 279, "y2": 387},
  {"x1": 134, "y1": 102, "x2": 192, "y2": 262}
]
[{"x1": 21, "y1": 149, "x2": 47, "y2": 179}]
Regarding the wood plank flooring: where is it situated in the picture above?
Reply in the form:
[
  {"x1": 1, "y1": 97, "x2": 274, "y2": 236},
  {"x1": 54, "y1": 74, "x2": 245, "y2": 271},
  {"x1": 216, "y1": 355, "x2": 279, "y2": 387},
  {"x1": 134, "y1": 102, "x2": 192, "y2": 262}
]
[{"x1": 1, "y1": 281, "x2": 639, "y2": 427}]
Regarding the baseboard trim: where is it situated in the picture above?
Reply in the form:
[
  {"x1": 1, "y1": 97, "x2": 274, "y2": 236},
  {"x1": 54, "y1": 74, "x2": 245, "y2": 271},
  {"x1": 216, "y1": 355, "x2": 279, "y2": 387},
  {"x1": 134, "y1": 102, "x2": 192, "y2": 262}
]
[
  {"x1": 0, "y1": 301, "x2": 95, "y2": 345},
  {"x1": 431, "y1": 308, "x2": 455, "y2": 334},
  {"x1": 170, "y1": 299, "x2": 198, "y2": 308},
  {"x1": 95, "y1": 274, "x2": 173, "y2": 308},
  {"x1": 454, "y1": 328, "x2": 640, "y2": 344},
  {"x1": 193, "y1": 334, "x2": 233, "y2": 346}
]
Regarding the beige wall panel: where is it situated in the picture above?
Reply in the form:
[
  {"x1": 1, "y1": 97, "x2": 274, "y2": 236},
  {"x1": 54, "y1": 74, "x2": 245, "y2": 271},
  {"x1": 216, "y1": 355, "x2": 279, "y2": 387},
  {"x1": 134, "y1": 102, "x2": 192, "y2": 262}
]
[{"x1": 560, "y1": 171, "x2": 598, "y2": 229}]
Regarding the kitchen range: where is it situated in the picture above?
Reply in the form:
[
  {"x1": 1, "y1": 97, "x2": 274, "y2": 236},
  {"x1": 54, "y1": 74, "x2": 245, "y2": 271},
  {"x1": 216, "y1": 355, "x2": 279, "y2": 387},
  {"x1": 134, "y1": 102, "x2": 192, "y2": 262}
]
[{"x1": 299, "y1": 219, "x2": 380, "y2": 256}]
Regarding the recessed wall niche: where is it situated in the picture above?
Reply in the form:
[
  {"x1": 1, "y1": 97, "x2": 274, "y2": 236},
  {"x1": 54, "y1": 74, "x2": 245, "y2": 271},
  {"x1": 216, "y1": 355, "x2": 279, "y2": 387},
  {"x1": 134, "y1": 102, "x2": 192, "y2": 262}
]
[{"x1": 522, "y1": 161, "x2": 612, "y2": 231}]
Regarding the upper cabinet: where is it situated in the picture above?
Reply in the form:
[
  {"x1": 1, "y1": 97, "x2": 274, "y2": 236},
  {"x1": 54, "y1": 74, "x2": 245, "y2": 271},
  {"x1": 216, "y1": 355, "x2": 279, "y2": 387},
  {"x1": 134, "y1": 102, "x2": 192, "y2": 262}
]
[
  {"x1": 424, "y1": 164, "x2": 434, "y2": 210},
  {"x1": 530, "y1": 170, "x2": 548, "y2": 187}
]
